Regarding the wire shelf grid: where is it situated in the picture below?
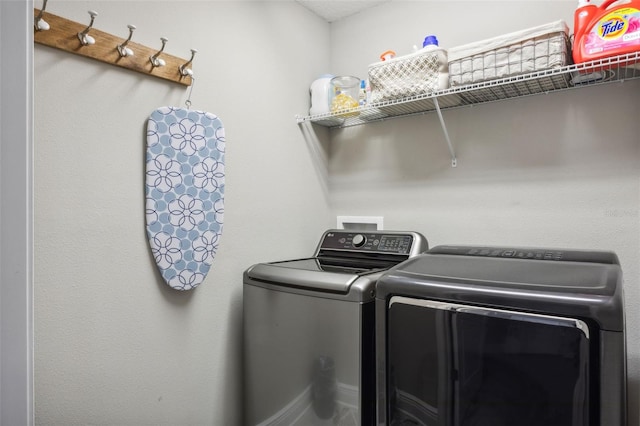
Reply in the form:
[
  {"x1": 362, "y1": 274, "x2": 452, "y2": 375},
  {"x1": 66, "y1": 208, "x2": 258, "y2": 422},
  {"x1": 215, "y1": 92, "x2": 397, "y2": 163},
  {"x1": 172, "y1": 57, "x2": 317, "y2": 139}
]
[{"x1": 297, "y1": 52, "x2": 640, "y2": 129}]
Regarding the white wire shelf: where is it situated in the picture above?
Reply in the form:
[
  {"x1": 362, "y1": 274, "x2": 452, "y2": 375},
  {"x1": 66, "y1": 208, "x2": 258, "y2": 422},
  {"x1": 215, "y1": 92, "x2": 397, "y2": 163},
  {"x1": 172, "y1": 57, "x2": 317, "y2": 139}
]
[{"x1": 297, "y1": 52, "x2": 640, "y2": 129}]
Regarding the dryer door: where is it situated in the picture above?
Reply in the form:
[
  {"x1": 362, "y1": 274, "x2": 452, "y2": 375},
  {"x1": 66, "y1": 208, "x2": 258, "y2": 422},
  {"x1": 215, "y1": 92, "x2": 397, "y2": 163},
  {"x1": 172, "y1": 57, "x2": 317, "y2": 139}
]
[{"x1": 386, "y1": 297, "x2": 592, "y2": 426}]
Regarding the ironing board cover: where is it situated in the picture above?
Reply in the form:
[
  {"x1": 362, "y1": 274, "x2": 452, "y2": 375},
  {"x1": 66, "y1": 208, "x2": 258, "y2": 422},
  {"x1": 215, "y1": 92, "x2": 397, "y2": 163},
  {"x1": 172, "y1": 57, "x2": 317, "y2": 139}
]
[{"x1": 145, "y1": 107, "x2": 225, "y2": 290}]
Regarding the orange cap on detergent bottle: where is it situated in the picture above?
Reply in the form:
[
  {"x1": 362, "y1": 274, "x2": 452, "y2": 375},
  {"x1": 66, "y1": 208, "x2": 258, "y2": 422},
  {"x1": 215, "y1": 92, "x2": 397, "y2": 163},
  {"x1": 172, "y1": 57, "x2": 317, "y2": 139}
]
[{"x1": 379, "y1": 50, "x2": 396, "y2": 61}]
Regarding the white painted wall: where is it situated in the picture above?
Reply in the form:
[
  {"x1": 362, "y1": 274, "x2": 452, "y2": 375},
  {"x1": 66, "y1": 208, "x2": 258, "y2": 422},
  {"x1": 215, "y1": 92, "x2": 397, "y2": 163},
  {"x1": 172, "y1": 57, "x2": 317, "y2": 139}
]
[
  {"x1": 328, "y1": 1, "x2": 640, "y2": 424},
  {"x1": 33, "y1": 1, "x2": 331, "y2": 424},
  {"x1": 31, "y1": 0, "x2": 640, "y2": 424}
]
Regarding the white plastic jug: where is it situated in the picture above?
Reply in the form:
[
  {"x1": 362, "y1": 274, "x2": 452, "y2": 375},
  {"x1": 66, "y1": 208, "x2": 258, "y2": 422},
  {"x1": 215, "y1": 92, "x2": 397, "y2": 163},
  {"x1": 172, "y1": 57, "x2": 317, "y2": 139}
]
[{"x1": 309, "y1": 74, "x2": 334, "y2": 116}]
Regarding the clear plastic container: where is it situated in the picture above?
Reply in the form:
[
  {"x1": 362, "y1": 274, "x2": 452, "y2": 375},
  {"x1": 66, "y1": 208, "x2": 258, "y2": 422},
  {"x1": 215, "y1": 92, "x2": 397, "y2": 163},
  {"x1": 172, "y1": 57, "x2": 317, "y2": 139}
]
[{"x1": 330, "y1": 76, "x2": 360, "y2": 118}]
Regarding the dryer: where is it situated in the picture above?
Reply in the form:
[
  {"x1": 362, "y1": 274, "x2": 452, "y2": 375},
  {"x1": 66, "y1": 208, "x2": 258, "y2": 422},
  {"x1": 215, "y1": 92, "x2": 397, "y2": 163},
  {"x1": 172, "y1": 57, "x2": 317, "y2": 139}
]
[{"x1": 376, "y1": 245, "x2": 626, "y2": 426}]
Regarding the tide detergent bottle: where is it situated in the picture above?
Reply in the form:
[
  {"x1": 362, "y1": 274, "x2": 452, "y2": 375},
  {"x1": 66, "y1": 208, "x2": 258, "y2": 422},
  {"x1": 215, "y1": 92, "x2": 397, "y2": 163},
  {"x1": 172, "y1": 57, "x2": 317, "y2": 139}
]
[
  {"x1": 574, "y1": 0, "x2": 598, "y2": 42},
  {"x1": 573, "y1": 0, "x2": 640, "y2": 64}
]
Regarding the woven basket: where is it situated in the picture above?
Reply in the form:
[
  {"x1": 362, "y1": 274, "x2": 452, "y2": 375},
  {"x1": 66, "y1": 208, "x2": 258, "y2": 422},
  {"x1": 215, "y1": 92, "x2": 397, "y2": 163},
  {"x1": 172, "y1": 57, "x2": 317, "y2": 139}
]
[
  {"x1": 368, "y1": 48, "x2": 449, "y2": 104},
  {"x1": 448, "y1": 20, "x2": 571, "y2": 87}
]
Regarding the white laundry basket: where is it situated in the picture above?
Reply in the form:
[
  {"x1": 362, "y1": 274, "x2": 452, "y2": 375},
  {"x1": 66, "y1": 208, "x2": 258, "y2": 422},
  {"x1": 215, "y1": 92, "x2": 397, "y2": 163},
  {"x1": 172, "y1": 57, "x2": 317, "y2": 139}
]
[{"x1": 448, "y1": 20, "x2": 571, "y2": 87}]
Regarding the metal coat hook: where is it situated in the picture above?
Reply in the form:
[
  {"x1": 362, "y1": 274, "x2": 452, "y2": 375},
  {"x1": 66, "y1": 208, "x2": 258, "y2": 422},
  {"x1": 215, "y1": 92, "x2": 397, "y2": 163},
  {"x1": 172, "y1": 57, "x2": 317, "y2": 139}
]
[
  {"x1": 78, "y1": 10, "x2": 98, "y2": 46},
  {"x1": 33, "y1": 11, "x2": 193, "y2": 86},
  {"x1": 150, "y1": 37, "x2": 168, "y2": 68},
  {"x1": 117, "y1": 24, "x2": 136, "y2": 57},
  {"x1": 185, "y1": 76, "x2": 195, "y2": 109},
  {"x1": 179, "y1": 49, "x2": 197, "y2": 77},
  {"x1": 34, "y1": 0, "x2": 50, "y2": 31}
]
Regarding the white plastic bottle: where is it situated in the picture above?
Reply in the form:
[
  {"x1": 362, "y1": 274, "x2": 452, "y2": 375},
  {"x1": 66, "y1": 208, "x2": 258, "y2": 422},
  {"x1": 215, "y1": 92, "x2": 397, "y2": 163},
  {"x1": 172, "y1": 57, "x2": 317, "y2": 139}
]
[
  {"x1": 309, "y1": 74, "x2": 334, "y2": 116},
  {"x1": 421, "y1": 35, "x2": 449, "y2": 91}
]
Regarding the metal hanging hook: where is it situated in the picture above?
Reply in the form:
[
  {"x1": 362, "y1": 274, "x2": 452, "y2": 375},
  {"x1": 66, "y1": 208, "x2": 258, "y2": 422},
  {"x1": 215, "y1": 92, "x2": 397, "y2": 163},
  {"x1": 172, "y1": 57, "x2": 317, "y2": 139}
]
[
  {"x1": 150, "y1": 37, "x2": 168, "y2": 68},
  {"x1": 78, "y1": 10, "x2": 98, "y2": 46},
  {"x1": 117, "y1": 24, "x2": 136, "y2": 57},
  {"x1": 179, "y1": 49, "x2": 197, "y2": 77},
  {"x1": 34, "y1": 0, "x2": 50, "y2": 31},
  {"x1": 185, "y1": 76, "x2": 196, "y2": 109}
]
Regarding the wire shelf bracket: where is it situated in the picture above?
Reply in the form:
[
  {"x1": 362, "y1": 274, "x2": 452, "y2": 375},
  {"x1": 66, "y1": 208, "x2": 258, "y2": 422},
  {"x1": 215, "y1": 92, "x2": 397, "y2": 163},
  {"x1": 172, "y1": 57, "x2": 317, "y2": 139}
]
[{"x1": 433, "y1": 97, "x2": 457, "y2": 167}]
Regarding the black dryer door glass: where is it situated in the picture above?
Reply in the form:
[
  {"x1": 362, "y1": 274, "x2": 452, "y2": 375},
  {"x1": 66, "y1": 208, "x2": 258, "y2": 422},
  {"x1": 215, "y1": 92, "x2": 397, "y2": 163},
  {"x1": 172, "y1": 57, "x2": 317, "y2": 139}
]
[{"x1": 387, "y1": 297, "x2": 592, "y2": 426}]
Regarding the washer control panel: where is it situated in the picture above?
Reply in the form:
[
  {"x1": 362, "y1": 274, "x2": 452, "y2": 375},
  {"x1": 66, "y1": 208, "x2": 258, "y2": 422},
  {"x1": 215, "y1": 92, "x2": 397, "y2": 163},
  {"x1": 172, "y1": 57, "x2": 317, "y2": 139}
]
[{"x1": 319, "y1": 231, "x2": 416, "y2": 255}]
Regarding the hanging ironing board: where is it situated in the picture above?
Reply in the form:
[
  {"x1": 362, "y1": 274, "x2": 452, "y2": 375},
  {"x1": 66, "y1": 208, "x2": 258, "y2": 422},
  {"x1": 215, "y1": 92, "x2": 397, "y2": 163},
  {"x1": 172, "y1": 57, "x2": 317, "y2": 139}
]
[{"x1": 145, "y1": 106, "x2": 225, "y2": 290}]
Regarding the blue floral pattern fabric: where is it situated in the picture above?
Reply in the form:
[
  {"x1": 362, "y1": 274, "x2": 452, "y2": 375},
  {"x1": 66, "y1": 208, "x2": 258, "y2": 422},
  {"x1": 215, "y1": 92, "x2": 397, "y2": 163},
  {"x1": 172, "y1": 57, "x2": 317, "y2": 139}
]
[{"x1": 145, "y1": 107, "x2": 225, "y2": 290}]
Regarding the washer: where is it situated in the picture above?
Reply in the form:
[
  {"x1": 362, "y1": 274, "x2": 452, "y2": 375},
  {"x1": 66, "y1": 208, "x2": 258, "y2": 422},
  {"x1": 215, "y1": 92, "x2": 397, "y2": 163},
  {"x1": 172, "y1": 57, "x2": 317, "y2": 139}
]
[{"x1": 243, "y1": 229, "x2": 428, "y2": 426}]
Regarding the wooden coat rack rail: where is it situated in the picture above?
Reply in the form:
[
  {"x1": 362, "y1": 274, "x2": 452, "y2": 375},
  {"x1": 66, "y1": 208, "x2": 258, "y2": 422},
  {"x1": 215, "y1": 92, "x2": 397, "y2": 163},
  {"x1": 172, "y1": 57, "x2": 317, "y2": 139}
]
[{"x1": 34, "y1": 9, "x2": 193, "y2": 86}]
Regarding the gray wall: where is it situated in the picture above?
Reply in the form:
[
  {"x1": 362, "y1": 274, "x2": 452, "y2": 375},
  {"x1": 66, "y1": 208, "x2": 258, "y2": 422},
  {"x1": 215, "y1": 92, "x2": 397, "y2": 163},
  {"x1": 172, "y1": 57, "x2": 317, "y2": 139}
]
[
  {"x1": 32, "y1": 0, "x2": 640, "y2": 424},
  {"x1": 34, "y1": 1, "x2": 331, "y2": 424},
  {"x1": 327, "y1": 1, "x2": 639, "y2": 424}
]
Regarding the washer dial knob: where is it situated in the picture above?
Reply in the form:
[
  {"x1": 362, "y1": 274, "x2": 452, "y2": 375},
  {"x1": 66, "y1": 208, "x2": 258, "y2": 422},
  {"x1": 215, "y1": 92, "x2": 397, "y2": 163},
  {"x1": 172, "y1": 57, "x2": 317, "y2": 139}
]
[{"x1": 352, "y1": 234, "x2": 366, "y2": 247}]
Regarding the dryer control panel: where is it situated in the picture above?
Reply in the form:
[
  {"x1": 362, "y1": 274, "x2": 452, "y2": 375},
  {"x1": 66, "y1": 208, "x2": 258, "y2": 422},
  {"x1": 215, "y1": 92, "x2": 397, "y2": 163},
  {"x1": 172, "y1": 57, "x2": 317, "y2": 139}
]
[{"x1": 428, "y1": 245, "x2": 620, "y2": 265}]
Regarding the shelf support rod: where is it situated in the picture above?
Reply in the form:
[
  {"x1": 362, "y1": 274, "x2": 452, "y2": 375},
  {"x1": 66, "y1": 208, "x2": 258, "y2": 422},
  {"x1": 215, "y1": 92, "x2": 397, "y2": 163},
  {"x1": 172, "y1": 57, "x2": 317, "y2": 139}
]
[{"x1": 433, "y1": 97, "x2": 457, "y2": 167}]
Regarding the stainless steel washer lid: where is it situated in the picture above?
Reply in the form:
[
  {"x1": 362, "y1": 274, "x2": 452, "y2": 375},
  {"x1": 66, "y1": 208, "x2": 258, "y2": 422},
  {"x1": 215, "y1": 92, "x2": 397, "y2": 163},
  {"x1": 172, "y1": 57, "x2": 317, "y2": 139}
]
[{"x1": 245, "y1": 260, "x2": 362, "y2": 293}]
